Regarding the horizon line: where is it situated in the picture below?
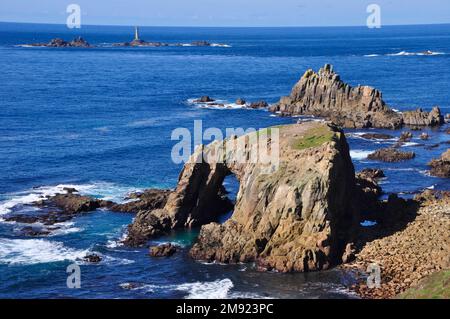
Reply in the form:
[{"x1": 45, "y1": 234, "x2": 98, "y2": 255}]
[{"x1": 1, "y1": 20, "x2": 450, "y2": 29}]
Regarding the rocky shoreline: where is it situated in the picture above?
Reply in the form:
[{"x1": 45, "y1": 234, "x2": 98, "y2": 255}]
[{"x1": 345, "y1": 191, "x2": 449, "y2": 299}]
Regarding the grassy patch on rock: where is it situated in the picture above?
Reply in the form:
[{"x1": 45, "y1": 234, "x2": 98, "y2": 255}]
[
  {"x1": 397, "y1": 270, "x2": 450, "y2": 299},
  {"x1": 291, "y1": 126, "x2": 335, "y2": 150}
]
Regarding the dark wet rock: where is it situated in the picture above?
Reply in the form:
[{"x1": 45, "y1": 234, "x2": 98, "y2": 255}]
[
  {"x1": 195, "y1": 96, "x2": 215, "y2": 103},
  {"x1": 83, "y1": 254, "x2": 102, "y2": 263},
  {"x1": 368, "y1": 148, "x2": 415, "y2": 162},
  {"x1": 69, "y1": 36, "x2": 90, "y2": 47},
  {"x1": 191, "y1": 41, "x2": 211, "y2": 46},
  {"x1": 419, "y1": 133, "x2": 430, "y2": 140},
  {"x1": 249, "y1": 101, "x2": 268, "y2": 109},
  {"x1": 425, "y1": 144, "x2": 440, "y2": 150},
  {"x1": 20, "y1": 226, "x2": 51, "y2": 237},
  {"x1": 235, "y1": 98, "x2": 246, "y2": 105},
  {"x1": 360, "y1": 133, "x2": 394, "y2": 140},
  {"x1": 110, "y1": 189, "x2": 171, "y2": 213},
  {"x1": 402, "y1": 107, "x2": 444, "y2": 127},
  {"x1": 4, "y1": 214, "x2": 40, "y2": 224},
  {"x1": 428, "y1": 149, "x2": 450, "y2": 178},
  {"x1": 149, "y1": 243, "x2": 178, "y2": 257}
]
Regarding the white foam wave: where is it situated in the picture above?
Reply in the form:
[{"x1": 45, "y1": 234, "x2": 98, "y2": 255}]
[
  {"x1": 364, "y1": 54, "x2": 380, "y2": 57},
  {"x1": 187, "y1": 98, "x2": 249, "y2": 110},
  {"x1": 176, "y1": 278, "x2": 234, "y2": 299},
  {"x1": 387, "y1": 50, "x2": 446, "y2": 56},
  {"x1": 350, "y1": 150, "x2": 372, "y2": 160},
  {"x1": 210, "y1": 43, "x2": 232, "y2": 48},
  {"x1": 0, "y1": 238, "x2": 89, "y2": 265},
  {"x1": 120, "y1": 278, "x2": 235, "y2": 299}
]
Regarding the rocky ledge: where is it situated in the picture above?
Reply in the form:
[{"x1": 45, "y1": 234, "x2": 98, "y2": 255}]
[
  {"x1": 269, "y1": 64, "x2": 444, "y2": 129},
  {"x1": 428, "y1": 149, "x2": 450, "y2": 178}
]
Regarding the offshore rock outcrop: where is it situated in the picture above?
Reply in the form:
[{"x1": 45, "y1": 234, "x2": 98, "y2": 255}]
[
  {"x1": 269, "y1": 64, "x2": 444, "y2": 129},
  {"x1": 28, "y1": 37, "x2": 91, "y2": 48},
  {"x1": 428, "y1": 149, "x2": 450, "y2": 178}
]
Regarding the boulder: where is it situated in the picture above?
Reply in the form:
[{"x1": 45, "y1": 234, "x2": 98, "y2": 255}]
[
  {"x1": 398, "y1": 131, "x2": 413, "y2": 143},
  {"x1": 235, "y1": 98, "x2": 246, "y2": 105},
  {"x1": 83, "y1": 254, "x2": 102, "y2": 263},
  {"x1": 368, "y1": 148, "x2": 415, "y2": 162},
  {"x1": 428, "y1": 149, "x2": 450, "y2": 178},
  {"x1": 249, "y1": 101, "x2": 268, "y2": 109},
  {"x1": 149, "y1": 243, "x2": 178, "y2": 257},
  {"x1": 402, "y1": 107, "x2": 444, "y2": 126},
  {"x1": 196, "y1": 96, "x2": 215, "y2": 103},
  {"x1": 69, "y1": 36, "x2": 90, "y2": 47},
  {"x1": 357, "y1": 168, "x2": 385, "y2": 180}
]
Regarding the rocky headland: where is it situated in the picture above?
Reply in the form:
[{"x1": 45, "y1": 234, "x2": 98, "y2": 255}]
[
  {"x1": 125, "y1": 122, "x2": 360, "y2": 271},
  {"x1": 269, "y1": 64, "x2": 444, "y2": 129}
]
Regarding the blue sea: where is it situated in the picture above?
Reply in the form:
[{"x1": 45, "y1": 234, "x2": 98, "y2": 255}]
[{"x1": 0, "y1": 22, "x2": 449, "y2": 299}]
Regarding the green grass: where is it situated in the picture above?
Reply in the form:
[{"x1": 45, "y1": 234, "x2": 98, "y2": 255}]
[
  {"x1": 291, "y1": 126, "x2": 336, "y2": 150},
  {"x1": 397, "y1": 270, "x2": 450, "y2": 299}
]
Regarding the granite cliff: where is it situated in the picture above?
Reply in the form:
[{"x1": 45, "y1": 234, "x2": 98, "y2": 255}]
[{"x1": 269, "y1": 64, "x2": 444, "y2": 129}]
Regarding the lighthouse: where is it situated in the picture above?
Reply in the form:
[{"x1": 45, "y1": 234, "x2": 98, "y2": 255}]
[{"x1": 134, "y1": 26, "x2": 140, "y2": 41}]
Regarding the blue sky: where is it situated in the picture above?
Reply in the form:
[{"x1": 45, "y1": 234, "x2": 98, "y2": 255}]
[{"x1": 0, "y1": 0, "x2": 449, "y2": 27}]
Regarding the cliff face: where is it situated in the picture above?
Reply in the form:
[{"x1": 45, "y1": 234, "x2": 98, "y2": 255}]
[{"x1": 270, "y1": 64, "x2": 443, "y2": 129}]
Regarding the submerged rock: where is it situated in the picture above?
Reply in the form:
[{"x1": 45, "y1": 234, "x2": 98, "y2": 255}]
[
  {"x1": 83, "y1": 254, "x2": 102, "y2": 263},
  {"x1": 360, "y1": 133, "x2": 394, "y2": 140},
  {"x1": 428, "y1": 149, "x2": 450, "y2": 178},
  {"x1": 149, "y1": 243, "x2": 178, "y2": 257},
  {"x1": 368, "y1": 148, "x2": 415, "y2": 162}
]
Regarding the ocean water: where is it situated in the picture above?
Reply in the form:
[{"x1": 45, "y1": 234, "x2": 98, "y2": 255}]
[{"x1": 0, "y1": 22, "x2": 449, "y2": 299}]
